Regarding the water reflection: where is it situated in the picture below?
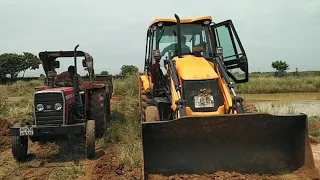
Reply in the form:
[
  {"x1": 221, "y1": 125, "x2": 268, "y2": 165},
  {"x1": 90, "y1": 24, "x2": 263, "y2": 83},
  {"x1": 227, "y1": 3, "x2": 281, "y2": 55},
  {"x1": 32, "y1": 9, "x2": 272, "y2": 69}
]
[{"x1": 241, "y1": 93, "x2": 320, "y2": 116}]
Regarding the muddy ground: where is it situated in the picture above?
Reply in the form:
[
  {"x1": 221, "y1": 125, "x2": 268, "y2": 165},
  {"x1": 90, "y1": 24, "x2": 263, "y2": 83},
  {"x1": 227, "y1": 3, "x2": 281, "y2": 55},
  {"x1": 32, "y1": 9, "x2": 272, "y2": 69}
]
[
  {"x1": 147, "y1": 166, "x2": 320, "y2": 180},
  {"x1": 1, "y1": 98, "x2": 320, "y2": 180}
]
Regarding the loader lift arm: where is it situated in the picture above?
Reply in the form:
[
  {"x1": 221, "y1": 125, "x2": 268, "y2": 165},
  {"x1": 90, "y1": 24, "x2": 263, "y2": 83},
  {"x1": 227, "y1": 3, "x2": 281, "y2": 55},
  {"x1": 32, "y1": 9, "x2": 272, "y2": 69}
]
[{"x1": 212, "y1": 50, "x2": 245, "y2": 113}]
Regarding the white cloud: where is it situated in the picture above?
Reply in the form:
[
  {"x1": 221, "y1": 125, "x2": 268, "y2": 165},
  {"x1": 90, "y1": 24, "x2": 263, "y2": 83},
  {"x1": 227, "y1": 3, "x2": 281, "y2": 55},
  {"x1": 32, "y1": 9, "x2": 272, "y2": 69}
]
[{"x1": 0, "y1": 0, "x2": 319, "y2": 76}]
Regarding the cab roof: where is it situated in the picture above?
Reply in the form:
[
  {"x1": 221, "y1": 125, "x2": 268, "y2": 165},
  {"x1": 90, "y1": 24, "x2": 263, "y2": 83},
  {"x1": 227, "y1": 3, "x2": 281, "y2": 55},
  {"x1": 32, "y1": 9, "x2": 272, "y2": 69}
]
[{"x1": 149, "y1": 16, "x2": 212, "y2": 28}]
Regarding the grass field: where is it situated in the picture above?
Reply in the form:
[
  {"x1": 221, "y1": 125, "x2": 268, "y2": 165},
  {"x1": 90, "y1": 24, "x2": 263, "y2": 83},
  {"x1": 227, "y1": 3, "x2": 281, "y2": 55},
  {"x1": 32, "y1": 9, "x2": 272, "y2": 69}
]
[{"x1": 1, "y1": 73, "x2": 320, "y2": 179}]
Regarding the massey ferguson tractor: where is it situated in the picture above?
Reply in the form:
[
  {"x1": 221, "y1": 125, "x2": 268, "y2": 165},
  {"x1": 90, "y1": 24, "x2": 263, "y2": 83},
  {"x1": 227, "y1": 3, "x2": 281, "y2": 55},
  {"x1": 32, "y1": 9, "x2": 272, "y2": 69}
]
[{"x1": 10, "y1": 45, "x2": 113, "y2": 161}]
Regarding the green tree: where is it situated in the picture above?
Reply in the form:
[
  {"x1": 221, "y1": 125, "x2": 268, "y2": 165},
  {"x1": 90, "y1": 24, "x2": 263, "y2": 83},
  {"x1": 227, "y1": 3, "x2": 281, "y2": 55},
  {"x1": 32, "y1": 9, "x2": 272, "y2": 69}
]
[
  {"x1": 120, "y1": 65, "x2": 139, "y2": 77},
  {"x1": 271, "y1": 60, "x2": 289, "y2": 77},
  {"x1": 21, "y1": 52, "x2": 41, "y2": 77},
  {"x1": 0, "y1": 52, "x2": 41, "y2": 79},
  {"x1": 100, "y1": 71, "x2": 109, "y2": 75}
]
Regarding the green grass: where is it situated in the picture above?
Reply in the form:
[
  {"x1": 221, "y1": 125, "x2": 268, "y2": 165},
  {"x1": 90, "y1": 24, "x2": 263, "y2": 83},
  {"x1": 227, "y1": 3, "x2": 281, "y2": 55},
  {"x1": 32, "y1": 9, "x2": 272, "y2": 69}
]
[
  {"x1": 235, "y1": 76, "x2": 320, "y2": 94},
  {"x1": 2, "y1": 73, "x2": 320, "y2": 171},
  {"x1": 48, "y1": 164, "x2": 85, "y2": 180},
  {"x1": 98, "y1": 75, "x2": 142, "y2": 168},
  {"x1": 0, "y1": 80, "x2": 42, "y2": 124}
]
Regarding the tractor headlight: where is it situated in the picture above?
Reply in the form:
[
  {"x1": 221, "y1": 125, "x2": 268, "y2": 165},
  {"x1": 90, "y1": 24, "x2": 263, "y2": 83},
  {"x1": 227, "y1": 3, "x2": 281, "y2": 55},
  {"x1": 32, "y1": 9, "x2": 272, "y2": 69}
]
[
  {"x1": 36, "y1": 104, "x2": 44, "y2": 111},
  {"x1": 54, "y1": 103, "x2": 62, "y2": 111}
]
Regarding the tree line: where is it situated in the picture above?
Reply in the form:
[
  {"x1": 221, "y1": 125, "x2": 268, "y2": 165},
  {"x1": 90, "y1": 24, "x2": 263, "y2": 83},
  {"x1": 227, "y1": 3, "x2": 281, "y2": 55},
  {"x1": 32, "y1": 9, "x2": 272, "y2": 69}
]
[
  {"x1": 0, "y1": 50, "x2": 293, "y2": 80},
  {"x1": 0, "y1": 52, "x2": 41, "y2": 80}
]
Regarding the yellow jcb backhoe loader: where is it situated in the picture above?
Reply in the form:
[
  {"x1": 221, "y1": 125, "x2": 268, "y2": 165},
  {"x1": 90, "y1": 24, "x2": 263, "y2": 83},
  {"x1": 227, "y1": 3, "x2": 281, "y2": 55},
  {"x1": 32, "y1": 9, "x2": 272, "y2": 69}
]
[{"x1": 138, "y1": 14, "x2": 317, "y2": 179}]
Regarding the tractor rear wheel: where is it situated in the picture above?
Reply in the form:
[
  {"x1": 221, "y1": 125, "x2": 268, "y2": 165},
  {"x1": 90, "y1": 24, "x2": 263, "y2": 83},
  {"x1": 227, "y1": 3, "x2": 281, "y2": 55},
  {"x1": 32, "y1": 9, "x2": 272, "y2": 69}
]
[
  {"x1": 12, "y1": 136, "x2": 28, "y2": 162},
  {"x1": 90, "y1": 88, "x2": 110, "y2": 137},
  {"x1": 86, "y1": 120, "x2": 95, "y2": 158}
]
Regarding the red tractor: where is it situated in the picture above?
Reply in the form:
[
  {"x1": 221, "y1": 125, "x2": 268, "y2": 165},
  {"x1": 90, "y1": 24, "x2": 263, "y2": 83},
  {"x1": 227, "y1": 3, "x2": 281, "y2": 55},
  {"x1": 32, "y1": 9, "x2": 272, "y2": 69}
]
[{"x1": 10, "y1": 45, "x2": 113, "y2": 161}]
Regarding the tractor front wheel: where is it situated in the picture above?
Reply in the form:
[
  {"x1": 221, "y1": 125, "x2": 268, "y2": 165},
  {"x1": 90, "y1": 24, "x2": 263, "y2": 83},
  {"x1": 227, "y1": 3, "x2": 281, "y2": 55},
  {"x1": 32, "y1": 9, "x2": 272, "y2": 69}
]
[
  {"x1": 12, "y1": 136, "x2": 28, "y2": 162},
  {"x1": 86, "y1": 120, "x2": 95, "y2": 158}
]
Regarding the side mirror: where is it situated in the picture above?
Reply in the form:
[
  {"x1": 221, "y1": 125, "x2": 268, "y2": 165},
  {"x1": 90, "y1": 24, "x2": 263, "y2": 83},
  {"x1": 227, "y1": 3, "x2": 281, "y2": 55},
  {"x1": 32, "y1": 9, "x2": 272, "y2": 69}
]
[
  {"x1": 51, "y1": 61, "x2": 60, "y2": 68},
  {"x1": 82, "y1": 59, "x2": 87, "y2": 67},
  {"x1": 239, "y1": 56, "x2": 248, "y2": 72}
]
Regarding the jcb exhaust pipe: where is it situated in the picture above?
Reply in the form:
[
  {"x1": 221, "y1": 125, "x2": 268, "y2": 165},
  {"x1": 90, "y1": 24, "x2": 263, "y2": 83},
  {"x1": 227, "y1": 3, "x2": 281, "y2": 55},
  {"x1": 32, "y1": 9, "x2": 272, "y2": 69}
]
[{"x1": 174, "y1": 14, "x2": 182, "y2": 58}]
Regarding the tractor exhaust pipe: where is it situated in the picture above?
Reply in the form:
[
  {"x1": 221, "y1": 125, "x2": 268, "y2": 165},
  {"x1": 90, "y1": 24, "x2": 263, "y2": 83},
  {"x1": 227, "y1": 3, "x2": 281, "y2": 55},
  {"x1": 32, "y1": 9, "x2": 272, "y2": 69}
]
[
  {"x1": 73, "y1": 44, "x2": 84, "y2": 115},
  {"x1": 174, "y1": 14, "x2": 182, "y2": 58},
  {"x1": 74, "y1": 44, "x2": 79, "y2": 75}
]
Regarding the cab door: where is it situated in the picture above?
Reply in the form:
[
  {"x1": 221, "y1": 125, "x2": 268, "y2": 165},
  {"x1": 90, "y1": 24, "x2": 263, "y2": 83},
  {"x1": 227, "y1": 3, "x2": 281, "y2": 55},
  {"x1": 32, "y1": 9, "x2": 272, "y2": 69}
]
[{"x1": 210, "y1": 20, "x2": 248, "y2": 83}]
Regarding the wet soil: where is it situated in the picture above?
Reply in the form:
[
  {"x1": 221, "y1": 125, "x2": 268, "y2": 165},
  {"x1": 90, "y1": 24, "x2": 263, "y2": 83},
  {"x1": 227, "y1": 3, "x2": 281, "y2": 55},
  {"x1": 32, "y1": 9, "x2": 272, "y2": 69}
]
[{"x1": 78, "y1": 145, "x2": 142, "y2": 180}]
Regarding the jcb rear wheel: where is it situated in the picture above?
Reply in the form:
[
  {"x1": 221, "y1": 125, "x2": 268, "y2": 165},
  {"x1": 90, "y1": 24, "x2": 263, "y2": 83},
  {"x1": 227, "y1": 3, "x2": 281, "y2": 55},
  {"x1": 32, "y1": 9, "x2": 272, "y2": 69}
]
[{"x1": 145, "y1": 106, "x2": 160, "y2": 122}]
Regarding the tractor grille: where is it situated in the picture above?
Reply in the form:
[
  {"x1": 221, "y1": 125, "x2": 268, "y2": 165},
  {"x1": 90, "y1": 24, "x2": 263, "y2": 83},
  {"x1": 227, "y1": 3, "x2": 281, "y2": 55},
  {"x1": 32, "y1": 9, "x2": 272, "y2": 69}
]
[
  {"x1": 183, "y1": 79, "x2": 221, "y2": 112},
  {"x1": 34, "y1": 92, "x2": 64, "y2": 126}
]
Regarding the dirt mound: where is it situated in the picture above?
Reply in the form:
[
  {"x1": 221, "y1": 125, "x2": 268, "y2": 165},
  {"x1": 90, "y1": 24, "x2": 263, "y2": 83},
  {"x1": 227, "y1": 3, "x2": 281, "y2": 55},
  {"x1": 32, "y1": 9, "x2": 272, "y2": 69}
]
[
  {"x1": 110, "y1": 97, "x2": 120, "y2": 104},
  {"x1": 0, "y1": 118, "x2": 12, "y2": 152},
  {"x1": 79, "y1": 148, "x2": 142, "y2": 180},
  {"x1": 147, "y1": 166, "x2": 320, "y2": 180}
]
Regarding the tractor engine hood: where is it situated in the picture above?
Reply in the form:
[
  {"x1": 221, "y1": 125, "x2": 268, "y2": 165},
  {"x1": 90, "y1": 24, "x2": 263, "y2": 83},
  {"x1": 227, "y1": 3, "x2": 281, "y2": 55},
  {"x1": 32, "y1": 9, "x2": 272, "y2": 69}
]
[
  {"x1": 35, "y1": 87, "x2": 75, "y2": 102},
  {"x1": 38, "y1": 87, "x2": 74, "y2": 93},
  {"x1": 174, "y1": 55, "x2": 218, "y2": 80}
]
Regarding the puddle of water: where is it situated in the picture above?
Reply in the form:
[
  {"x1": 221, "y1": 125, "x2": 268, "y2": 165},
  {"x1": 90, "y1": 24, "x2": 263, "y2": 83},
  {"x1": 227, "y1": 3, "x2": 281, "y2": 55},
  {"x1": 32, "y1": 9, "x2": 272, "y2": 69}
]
[
  {"x1": 240, "y1": 93, "x2": 320, "y2": 117},
  {"x1": 253, "y1": 101, "x2": 320, "y2": 116},
  {"x1": 240, "y1": 93, "x2": 320, "y2": 102}
]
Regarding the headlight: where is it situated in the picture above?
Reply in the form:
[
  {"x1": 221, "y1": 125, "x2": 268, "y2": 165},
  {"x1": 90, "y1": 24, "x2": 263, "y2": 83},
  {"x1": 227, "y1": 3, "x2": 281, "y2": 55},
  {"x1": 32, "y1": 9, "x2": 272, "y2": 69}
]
[
  {"x1": 54, "y1": 103, "x2": 62, "y2": 110},
  {"x1": 36, "y1": 104, "x2": 44, "y2": 111}
]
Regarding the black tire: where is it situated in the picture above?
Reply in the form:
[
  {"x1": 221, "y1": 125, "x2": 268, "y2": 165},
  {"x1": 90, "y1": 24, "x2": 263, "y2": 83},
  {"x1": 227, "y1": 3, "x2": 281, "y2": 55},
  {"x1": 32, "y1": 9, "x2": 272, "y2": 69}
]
[
  {"x1": 90, "y1": 88, "x2": 110, "y2": 137},
  {"x1": 145, "y1": 106, "x2": 160, "y2": 122},
  {"x1": 86, "y1": 120, "x2": 95, "y2": 158},
  {"x1": 12, "y1": 136, "x2": 28, "y2": 162}
]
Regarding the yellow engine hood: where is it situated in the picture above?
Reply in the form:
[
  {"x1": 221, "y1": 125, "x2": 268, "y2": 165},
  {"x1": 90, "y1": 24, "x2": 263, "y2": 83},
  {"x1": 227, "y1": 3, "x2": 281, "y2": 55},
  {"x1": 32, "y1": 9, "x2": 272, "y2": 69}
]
[{"x1": 174, "y1": 55, "x2": 218, "y2": 80}]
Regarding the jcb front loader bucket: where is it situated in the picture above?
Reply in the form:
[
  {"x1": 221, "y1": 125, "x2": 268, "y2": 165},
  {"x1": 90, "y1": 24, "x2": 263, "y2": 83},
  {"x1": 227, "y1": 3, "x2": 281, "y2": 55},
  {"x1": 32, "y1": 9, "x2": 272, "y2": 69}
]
[{"x1": 141, "y1": 113, "x2": 316, "y2": 179}]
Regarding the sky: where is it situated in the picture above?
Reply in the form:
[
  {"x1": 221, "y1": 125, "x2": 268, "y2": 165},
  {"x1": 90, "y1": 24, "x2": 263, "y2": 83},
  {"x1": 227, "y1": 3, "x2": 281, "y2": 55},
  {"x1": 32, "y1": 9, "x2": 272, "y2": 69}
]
[{"x1": 0, "y1": 0, "x2": 319, "y2": 77}]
